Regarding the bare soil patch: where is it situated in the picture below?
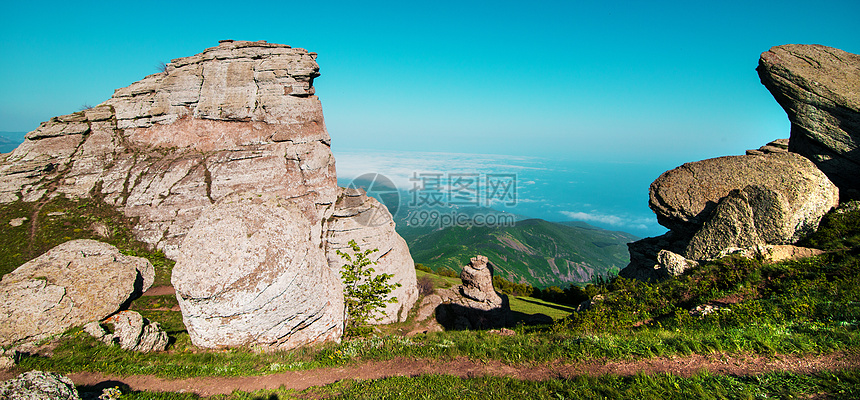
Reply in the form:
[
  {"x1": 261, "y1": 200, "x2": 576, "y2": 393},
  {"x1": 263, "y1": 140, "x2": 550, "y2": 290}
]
[
  {"x1": 142, "y1": 285, "x2": 175, "y2": 296},
  {"x1": 4, "y1": 352, "x2": 854, "y2": 397}
]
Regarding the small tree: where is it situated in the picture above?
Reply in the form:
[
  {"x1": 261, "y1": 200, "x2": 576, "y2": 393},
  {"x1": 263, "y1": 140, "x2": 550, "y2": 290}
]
[{"x1": 337, "y1": 240, "x2": 401, "y2": 337}]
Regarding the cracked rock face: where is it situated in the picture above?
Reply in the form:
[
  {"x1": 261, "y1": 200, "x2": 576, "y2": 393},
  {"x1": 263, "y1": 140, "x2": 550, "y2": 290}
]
[
  {"x1": 0, "y1": 240, "x2": 154, "y2": 347},
  {"x1": 173, "y1": 193, "x2": 343, "y2": 349},
  {"x1": 0, "y1": 40, "x2": 336, "y2": 259},
  {"x1": 757, "y1": 44, "x2": 860, "y2": 199},
  {"x1": 0, "y1": 41, "x2": 418, "y2": 349}
]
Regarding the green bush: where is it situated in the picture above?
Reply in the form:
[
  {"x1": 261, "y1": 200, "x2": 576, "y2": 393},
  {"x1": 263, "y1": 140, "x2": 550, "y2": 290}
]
[{"x1": 338, "y1": 240, "x2": 401, "y2": 337}]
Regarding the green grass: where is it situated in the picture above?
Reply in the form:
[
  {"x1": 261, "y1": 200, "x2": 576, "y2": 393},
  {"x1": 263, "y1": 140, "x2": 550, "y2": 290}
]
[
  {"x1": 8, "y1": 197, "x2": 860, "y2": 399},
  {"x1": 106, "y1": 369, "x2": 860, "y2": 400},
  {"x1": 508, "y1": 296, "x2": 574, "y2": 320},
  {"x1": 0, "y1": 195, "x2": 174, "y2": 285}
]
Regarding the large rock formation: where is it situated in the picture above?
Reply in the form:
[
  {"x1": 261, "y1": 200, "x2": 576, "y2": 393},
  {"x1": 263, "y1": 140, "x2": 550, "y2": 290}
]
[
  {"x1": 173, "y1": 192, "x2": 343, "y2": 349},
  {"x1": 649, "y1": 152, "x2": 838, "y2": 236},
  {"x1": 0, "y1": 240, "x2": 154, "y2": 347},
  {"x1": 757, "y1": 44, "x2": 860, "y2": 199},
  {"x1": 622, "y1": 151, "x2": 838, "y2": 281},
  {"x1": 0, "y1": 40, "x2": 335, "y2": 258},
  {"x1": 325, "y1": 187, "x2": 418, "y2": 324},
  {"x1": 0, "y1": 40, "x2": 417, "y2": 349}
]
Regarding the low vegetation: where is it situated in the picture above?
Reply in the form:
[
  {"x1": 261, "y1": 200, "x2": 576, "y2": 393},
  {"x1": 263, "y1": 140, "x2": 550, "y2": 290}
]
[{"x1": 4, "y1": 198, "x2": 860, "y2": 398}]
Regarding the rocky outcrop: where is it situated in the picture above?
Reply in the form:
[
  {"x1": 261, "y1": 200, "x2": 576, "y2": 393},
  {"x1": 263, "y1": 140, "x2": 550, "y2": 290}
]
[
  {"x1": 433, "y1": 256, "x2": 510, "y2": 330},
  {"x1": 324, "y1": 187, "x2": 418, "y2": 324},
  {"x1": 0, "y1": 40, "x2": 336, "y2": 258},
  {"x1": 0, "y1": 371, "x2": 80, "y2": 400},
  {"x1": 758, "y1": 44, "x2": 860, "y2": 199},
  {"x1": 622, "y1": 151, "x2": 838, "y2": 281},
  {"x1": 649, "y1": 152, "x2": 838, "y2": 235},
  {"x1": 0, "y1": 240, "x2": 153, "y2": 347},
  {"x1": 0, "y1": 41, "x2": 418, "y2": 349},
  {"x1": 84, "y1": 310, "x2": 168, "y2": 352},
  {"x1": 172, "y1": 192, "x2": 343, "y2": 350}
]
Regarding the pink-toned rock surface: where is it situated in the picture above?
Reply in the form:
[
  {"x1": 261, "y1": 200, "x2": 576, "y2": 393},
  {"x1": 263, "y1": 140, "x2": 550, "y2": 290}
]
[
  {"x1": 0, "y1": 40, "x2": 336, "y2": 258},
  {"x1": 0, "y1": 40, "x2": 417, "y2": 349}
]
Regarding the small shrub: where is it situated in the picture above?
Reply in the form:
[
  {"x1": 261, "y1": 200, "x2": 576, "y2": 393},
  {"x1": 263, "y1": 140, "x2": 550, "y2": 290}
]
[
  {"x1": 436, "y1": 267, "x2": 458, "y2": 278},
  {"x1": 338, "y1": 240, "x2": 401, "y2": 337},
  {"x1": 417, "y1": 275, "x2": 435, "y2": 296},
  {"x1": 414, "y1": 263, "x2": 432, "y2": 273}
]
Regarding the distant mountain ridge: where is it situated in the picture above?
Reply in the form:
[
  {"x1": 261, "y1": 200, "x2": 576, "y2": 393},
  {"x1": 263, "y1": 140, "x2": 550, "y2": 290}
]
[{"x1": 404, "y1": 218, "x2": 638, "y2": 288}]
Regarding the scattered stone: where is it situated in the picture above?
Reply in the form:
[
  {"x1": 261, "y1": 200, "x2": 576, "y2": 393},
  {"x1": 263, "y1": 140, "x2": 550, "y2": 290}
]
[
  {"x1": 488, "y1": 328, "x2": 516, "y2": 336},
  {"x1": 0, "y1": 350, "x2": 17, "y2": 370},
  {"x1": 656, "y1": 250, "x2": 699, "y2": 277},
  {"x1": 689, "y1": 304, "x2": 728, "y2": 318},
  {"x1": 84, "y1": 310, "x2": 168, "y2": 352},
  {"x1": 717, "y1": 244, "x2": 825, "y2": 263},
  {"x1": 8, "y1": 217, "x2": 26, "y2": 227},
  {"x1": 758, "y1": 44, "x2": 860, "y2": 199},
  {"x1": 0, "y1": 239, "x2": 154, "y2": 347},
  {"x1": 90, "y1": 221, "x2": 111, "y2": 238},
  {"x1": 173, "y1": 192, "x2": 343, "y2": 350},
  {"x1": 0, "y1": 371, "x2": 80, "y2": 400},
  {"x1": 416, "y1": 294, "x2": 443, "y2": 322}
]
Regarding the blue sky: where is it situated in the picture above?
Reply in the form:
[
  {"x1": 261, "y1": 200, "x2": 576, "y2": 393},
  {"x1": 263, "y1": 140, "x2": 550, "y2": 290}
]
[{"x1": 2, "y1": 0, "x2": 858, "y2": 235}]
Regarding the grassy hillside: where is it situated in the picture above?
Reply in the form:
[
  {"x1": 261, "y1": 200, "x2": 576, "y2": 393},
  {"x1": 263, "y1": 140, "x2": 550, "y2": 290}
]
[{"x1": 407, "y1": 218, "x2": 638, "y2": 288}]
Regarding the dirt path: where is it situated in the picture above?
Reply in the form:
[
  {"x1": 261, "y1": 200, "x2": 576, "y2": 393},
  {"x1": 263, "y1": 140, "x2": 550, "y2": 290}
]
[{"x1": 29, "y1": 352, "x2": 860, "y2": 397}]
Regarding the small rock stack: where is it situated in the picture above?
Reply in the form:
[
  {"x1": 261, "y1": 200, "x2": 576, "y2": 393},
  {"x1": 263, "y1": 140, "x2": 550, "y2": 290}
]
[{"x1": 431, "y1": 255, "x2": 510, "y2": 330}]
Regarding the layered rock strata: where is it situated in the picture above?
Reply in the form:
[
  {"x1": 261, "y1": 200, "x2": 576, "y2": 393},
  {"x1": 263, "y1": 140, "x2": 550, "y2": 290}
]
[
  {"x1": 0, "y1": 40, "x2": 336, "y2": 258},
  {"x1": 0, "y1": 40, "x2": 418, "y2": 349}
]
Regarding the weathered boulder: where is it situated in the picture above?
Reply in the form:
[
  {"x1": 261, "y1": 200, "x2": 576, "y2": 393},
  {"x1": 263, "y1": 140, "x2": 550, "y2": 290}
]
[
  {"x1": 684, "y1": 185, "x2": 795, "y2": 260},
  {"x1": 656, "y1": 250, "x2": 699, "y2": 277},
  {"x1": 325, "y1": 187, "x2": 418, "y2": 324},
  {"x1": 757, "y1": 44, "x2": 860, "y2": 198},
  {"x1": 0, "y1": 240, "x2": 154, "y2": 347},
  {"x1": 649, "y1": 152, "x2": 838, "y2": 236},
  {"x1": 434, "y1": 256, "x2": 509, "y2": 330},
  {"x1": 172, "y1": 192, "x2": 343, "y2": 350},
  {"x1": 622, "y1": 149, "x2": 838, "y2": 281},
  {"x1": 84, "y1": 310, "x2": 168, "y2": 352},
  {"x1": 0, "y1": 371, "x2": 80, "y2": 400}
]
